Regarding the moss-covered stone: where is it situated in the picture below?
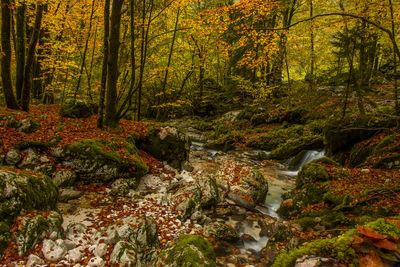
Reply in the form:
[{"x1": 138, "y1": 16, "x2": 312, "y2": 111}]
[
  {"x1": 268, "y1": 135, "x2": 324, "y2": 160},
  {"x1": 272, "y1": 230, "x2": 358, "y2": 267},
  {"x1": 296, "y1": 163, "x2": 330, "y2": 188},
  {"x1": 0, "y1": 221, "x2": 11, "y2": 254},
  {"x1": 347, "y1": 144, "x2": 373, "y2": 167},
  {"x1": 156, "y1": 235, "x2": 217, "y2": 267},
  {"x1": 0, "y1": 168, "x2": 58, "y2": 226},
  {"x1": 60, "y1": 99, "x2": 94, "y2": 118},
  {"x1": 15, "y1": 211, "x2": 63, "y2": 255},
  {"x1": 64, "y1": 139, "x2": 148, "y2": 183},
  {"x1": 311, "y1": 157, "x2": 340, "y2": 166},
  {"x1": 205, "y1": 223, "x2": 240, "y2": 243},
  {"x1": 136, "y1": 127, "x2": 190, "y2": 169}
]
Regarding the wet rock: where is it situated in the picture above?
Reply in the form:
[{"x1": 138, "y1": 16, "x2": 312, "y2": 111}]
[
  {"x1": 27, "y1": 254, "x2": 45, "y2": 267},
  {"x1": 156, "y1": 234, "x2": 217, "y2": 267},
  {"x1": 42, "y1": 239, "x2": 67, "y2": 262},
  {"x1": 53, "y1": 169, "x2": 77, "y2": 188},
  {"x1": 205, "y1": 223, "x2": 240, "y2": 243},
  {"x1": 5, "y1": 149, "x2": 22, "y2": 165},
  {"x1": 228, "y1": 170, "x2": 268, "y2": 209},
  {"x1": 58, "y1": 189, "x2": 84, "y2": 202},
  {"x1": 182, "y1": 161, "x2": 194, "y2": 172}
]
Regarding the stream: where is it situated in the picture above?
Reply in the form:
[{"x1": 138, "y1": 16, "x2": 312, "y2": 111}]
[{"x1": 190, "y1": 141, "x2": 325, "y2": 255}]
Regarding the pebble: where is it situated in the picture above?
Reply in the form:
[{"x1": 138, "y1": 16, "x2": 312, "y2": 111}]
[
  {"x1": 27, "y1": 254, "x2": 45, "y2": 267},
  {"x1": 87, "y1": 256, "x2": 105, "y2": 267}
]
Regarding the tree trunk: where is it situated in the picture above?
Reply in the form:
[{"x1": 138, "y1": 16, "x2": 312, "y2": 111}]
[
  {"x1": 74, "y1": 0, "x2": 96, "y2": 99},
  {"x1": 389, "y1": 0, "x2": 399, "y2": 115},
  {"x1": 1, "y1": 0, "x2": 19, "y2": 109},
  {"x1": 16, "y1": 2, "x2": 26, "y2": 103},
  {"x1": 97, "y1": 0, "x2": 110, "y2": 129},
  {"x1": 21, "y1": 4, "x2": 44, "y2": 111},
  {"x1": 309, "y1": 0, "x2": 315, "y2": 90},
  {"x1": 105, "y1": 0, "x2": 124, "y2": 127}
]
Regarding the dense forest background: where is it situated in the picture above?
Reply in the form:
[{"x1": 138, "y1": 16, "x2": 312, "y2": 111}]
[{"x1": 1, "y1": 0, "x2": 399, "y2": 124}]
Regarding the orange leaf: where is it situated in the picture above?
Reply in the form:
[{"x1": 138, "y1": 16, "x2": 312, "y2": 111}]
[
  {"x1": 359, "y1": 251, "x2": 387, "y2": 267},
  {"x1": 373, "y1": 239, "x2": 399, "y2": 251},
  {"x1": 357, "y1": 226, "x2": 387, "y2": 240}
]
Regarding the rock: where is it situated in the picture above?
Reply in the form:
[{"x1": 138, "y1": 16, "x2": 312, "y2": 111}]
[
  {"x1": 296, "y1": 163, "x2": 329, "y2": 188},
  {"x1": 94, "y1": 243, "x2": 108, "y2": 258},
  {"x1": 59, "y1": 189, "x2": 84, "y2": 202},
  {"x1": 137, "y1": 126, "x2": 191, "y2": 169},
  {"x1": 110, "y1": 179, "x2": 130, "y2": 196},
  {"x1": 228, "y1": 170, "x2": 268, "y2": 209},
  {"x1": 182, "y1": 162, "x2": 194, "y2": 172},
  {"x1": 361, "y1": 169, "x2": 370, "y2": 174},
  {"x1": 65, "y1": 246, "x2": 85, "y2": 262},
  {"x1": 62, "y1": 139, "x2": 148, "y2": 183},
  {"x1": 87, "y1": 256, "x2": 105, "y2": 267},
  {"x1": 5, "y1": 149, "x2": 22, "y2": 165},
  {"x1": 190, "y1": 211, "x2": 202, "y2": 222},
  {"x1": 0, "y1": 168, "x2": 58, "y2": 254},
  {"x1": 176, "y1": 198, "x2": 197, "y2": 219},
  {"x1": 137, "y1": 174, "x2": 164, "y2": 193},
  {"x1": 65, "y1": 223, "x2": 87, "y2": 240},
  {"x1": 295, "y1": 255, "x2": 336, "y2": 267},
  {"x1": 42, "y1": 239, "x2": 67, "y2": 262},
  {"x1": 18, "y1": 149, "x2": 40, "y2": 169},
  {"x1": 27, "y1": 254, "x2": 45, "y2": 267},
  {"x1": 53, "y1": 169, "x2": 77, "y2": 187},
  {"x1": 15, "y1": 211, "x2": 63, "y2": 255},
  {"x1": 156, "y1": 234, "x2": 217, "y2": 267},
  {"x1": 60, "y1": 99, "x2": 95, "y2": 118},
  {"x1": 110, "y1": 241, "x2": 137, "y2": 265},
  {"x1": 18, "y1": 119, "x2": 40, "y2": 133},
  {"x1": 205, "y1": 223, "x2": 240, "y2": 243}
]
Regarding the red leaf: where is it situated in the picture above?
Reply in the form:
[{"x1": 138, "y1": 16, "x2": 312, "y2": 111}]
[
  {"x1": 357, "y1": 226, "x2": 387, "y2": 240},
  {"x1": 373, "y1": 239, "x2": 399, "y2": 251}
]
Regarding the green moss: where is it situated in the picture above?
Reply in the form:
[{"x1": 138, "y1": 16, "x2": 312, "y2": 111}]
[
  {"x1": 373, "y1": 154, "x2": 400, "y2": 169},
  {"x1": 268, "y1": 135, "x2": 324, "y2": 160},
  {"x1": 60, "y1": 100, "x2": 94, "y2": 118},
  {"x1": 297, "y1": 217, "x2": 317, "y2": 230},
  {"x1": 0, "y1": 222, "x2": 11, "y2": 255},
  {"x1": 159, "y1": 235, "x2": 217, "y2": 267},
  {"x1": 365, "y1": 218, "x2": 400, "y2": 238},
  {"x1": 272, "y1": 230, "x2": 358, "y2": 267},
  {"x1": 131, "y1": 156, "x2": 149, "y2": 178},
  {"x1": 297, "y1": 163, "x2": 330, "y2": 188},
  {"x1": 68, "y1": 139, "x2": 123, "y2": 163},
  {"x1": 373, "y1": 135, "x2": 395, "y2": 154},
  {"x1": 311, "y1": 157, "x2": 340, "y2": 166}
]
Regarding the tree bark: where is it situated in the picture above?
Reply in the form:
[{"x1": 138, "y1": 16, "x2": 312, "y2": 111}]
[
  {"x1": 389, "y1": 0, "x2": 399, "y2": 115},
  {"x1": 16, "y1": 2, "x2": 26, "y2": 103},
  {"x1": 21, "y1": 4, "x2": 44, "y2": 111},
  {"x1": 97, "y1": 0, "x2": 111, "y2": 128},
  {"x1": 105, "y1": 0, "x2": 124, "y2": 127},
  {"x1": 1, "y1": 0, "x2": 19, "y2": 109}
]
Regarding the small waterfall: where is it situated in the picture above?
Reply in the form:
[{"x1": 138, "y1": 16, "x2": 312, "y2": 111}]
[{"x1": 281, "y1": 150, "x2": 325, "y2": 176}]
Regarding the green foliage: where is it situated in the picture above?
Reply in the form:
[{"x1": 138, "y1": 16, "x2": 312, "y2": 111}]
[
  {"x1": 365, "y1": 218, "x2": 400, "y2": 238},
  {"x1": 272, "y1": 230, "x2": 358, "y2": 267}
]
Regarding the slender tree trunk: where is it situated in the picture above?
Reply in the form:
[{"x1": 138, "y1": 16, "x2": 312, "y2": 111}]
[
  {"x1": 21, "y1": 4, "x2": 44, "y2": 111},
  {"x1": 87, "y1": 24, "x2": 98, "y2": 100},
  {"x1": 1, "y1": 0, "x2": 19, "y2": 109},
  {"x1": 97, "y1": 0, "x2": 110, "y2": 129},
  {"x1": 16, "y1": 2, "x2": 26, "y2": 103},
  {"x1": 74, "y1": 0, "x2": 96, "y2": 99},
  {"x1": 105, "y1": 0, "x2": 124, "y2": 127},
  {"x1": 158, "y1": 7, "x2": 180, "y2": 120},
  {"x1": 389, "y1": 0, "x2": 399, "y2": 115},
  {"x1": 309, "y1": 0, "x2": 314, "y2": 90},
  {"x1": 137, "y1": 0, "x2": 153, "y2": 122}
]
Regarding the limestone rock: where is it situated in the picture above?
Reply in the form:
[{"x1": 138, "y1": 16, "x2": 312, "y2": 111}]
[
  {"x1": 5, "y1": 149, "x2": 22, "y2": 165},
  {"x1": 42, "y1": 239, "x2": 67, "y2": 262}
]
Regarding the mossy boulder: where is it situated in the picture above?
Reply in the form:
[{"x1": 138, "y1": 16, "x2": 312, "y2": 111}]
[
  {"x1": 0, "y1": 168, "x2": 58, "y2": 254},
  {"x1": 60, "y1": 99, "x2": 95, "y2": 118},
  {"x1": 296, "y1": 163, "x2": 330, "y2": 189},
  {"x1": 228, "y1": 169, "x2": 268, "y2": 209},
  {"x1": 204, "y1": 223, "x2": 240, "y2": 243},
  {"x1": 0, "y1": 168, "x2": 58, "y2": 226},
  {"x1": 137, "y1": 127, "x2": 190, "y2": 169},
  {"x1": 156, "y1": 235, "x2": 217, "y2": 267},
  {"x1": 15, "y1": 211, "x2": 63, "y2": 255},
  {"x1": 61, "y1": 139, "x2": 148, "y2": 183},
  {"x1": 272, "y1": 230, "x2": 358, "y2": 267}
]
